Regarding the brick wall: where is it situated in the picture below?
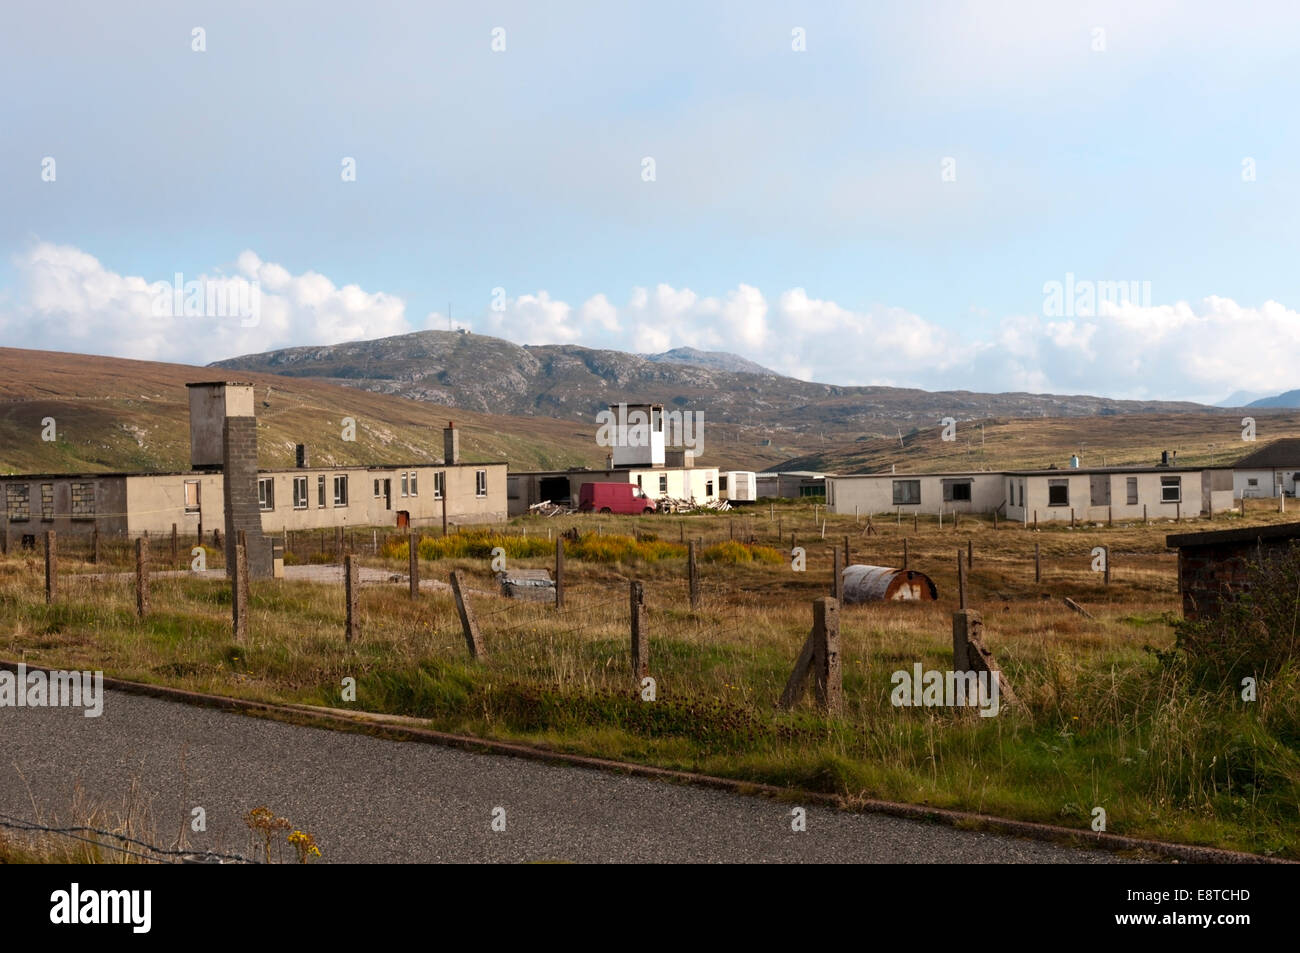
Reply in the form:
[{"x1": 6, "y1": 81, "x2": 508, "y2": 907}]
[
  {"x1": 1173, "y1": 526, "x2": 1300, "y2": 619},
  {"x1": 222, "y1": 416, "x2": 272, "y2": 579}
]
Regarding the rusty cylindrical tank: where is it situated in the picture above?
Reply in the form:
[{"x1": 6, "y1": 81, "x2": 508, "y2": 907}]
[{"x1": 841, "y1": 564, "x2": 938, "y2": 603}]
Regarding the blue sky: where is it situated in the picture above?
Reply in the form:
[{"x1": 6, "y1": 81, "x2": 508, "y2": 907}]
[{"x1": 3, "y1": 0, "x2": 1300, "y2": 403}]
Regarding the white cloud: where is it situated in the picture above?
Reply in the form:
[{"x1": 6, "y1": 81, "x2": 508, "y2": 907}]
[
  {"x1": 3, "y1": 243, "x2": 1298, "y2": 403},
  {"x1": 1, "y1": 243, "x2": 408, "y2": 365}
]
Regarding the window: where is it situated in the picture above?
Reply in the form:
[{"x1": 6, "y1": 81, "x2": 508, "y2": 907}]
[
  {"x1": 705, "y1": 479, "x2": 714, "y2": 497},
  {"x1": 409, "y1": 471, "x2": 417, "y2": 496},
  {"x1": 434, "y1": 472, "x2": 445, "y2": 499},
  {"x1": 659, "y1": 474, "x2": 668, "y2": 494},
  {"x1": 258, "y1": 477, "x2": 275, "y2": 511},
  {"x1": 1126, "y1": 477, "x2": 1138, "y2": 505},
  {"x1": 374, "y1": 479, "x2": 381, "y2": 498},
  {"x1": 1161, "y1": 476, "x2": 1181, "y2": 503},
  {"x1": 6, "y1": 484, "x2": 30, "y2": 521},
  {"x1": 333, "y1": 475, "x2": 349, "y2": 506},
  {"x1": 184, "y1": 480, "x2": 201, "y2": 514},
  {"x1": 41, "y1": 484, "x2": 54, "y2": 521},
  {"x1": 892, "y1": 480, "x2": 921, "y2": 506},
  {"x1": 317, "y1": 475, "x2": 326, "y2": 508},
  {"x1": 942, "y1": 479, "x2": 972, "y2": 502},
  {"x1": 71, "y1": 482, "x2": 96, "y2": 519},
  {"x1": 636, "y1": 474, "x2": 643, "y2": 490},
  {"x1": 293, "y1": 476, "x2": 309, "y2": 509},
  {"x1": 1247, "y1": 478, "x2": 1259, "y2": 487},
  {"x1": 1047, "y1": 479, "x2": 1069, "y2": 507},
  {"x1": 475, "y1": 469, "x2": 487, "y2": 497},
  {"x1": 720, "y1": 475, "x2": 729, "y2": 492},
  {"x1": 401, "y1": 473, "x2": 409, "y2": 497}
]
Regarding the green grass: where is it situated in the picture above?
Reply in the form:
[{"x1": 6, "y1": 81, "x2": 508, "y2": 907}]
[{"x1": 2, "y1": 503, "x2": 1297, "y2": 859}]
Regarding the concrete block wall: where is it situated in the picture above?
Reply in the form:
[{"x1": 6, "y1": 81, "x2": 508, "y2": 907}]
[{"x1": 222, "y1": 415, "x2": 272, "y2": 578}]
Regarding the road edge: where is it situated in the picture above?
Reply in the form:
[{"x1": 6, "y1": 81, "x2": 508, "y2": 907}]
[{"x1": 1, "y1": 658, "x2": 1289, "y2": 865}]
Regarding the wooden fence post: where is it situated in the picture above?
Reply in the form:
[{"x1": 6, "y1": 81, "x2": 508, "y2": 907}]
[
  {"x1": 843, "y1": 535, "x2": 851, "y2": 570},
  {"x1": 44, "y1": 531, "x2": 56, "y2": 604},
  {"x1": 1104, "y1": 545, "x2": 1111, "y2": 585},
  {"x1": 967, "y1": 538, "x2": 973, "y2": 569},
  {"x1": 687, "y1": 540, "x2": 699, "y2": 610},
  {"x1": 136, "y1": 537, "x2": 150, "y2": 618},
  {"x1": 450, "y1": 570, "x2": 484, "y2": 658},
  {"x1": 1070, "y1": 508, "x2": 1076, "y2": 530},
  {"x1": 92, "y1": 523, "x2": 100, "y2": 565},
  {"x1": 630, "y1": 580, "x2": 648, "y2": 681},
  {"x1": 832, "y1": 547, "x2": 843, "y2": 601},
  {"x1": 171, "y1": 523, "x2": 178, "y2": 566},
  {"x1": 812, "y1": 597, "x2": 841, "y2": 716},
  {"x1": 232, "y1": 541, "x2": 248, "y2": 642},
  {"x1": 345, "y1": 554, "x2": 359, "y2": 643},
  {"x1": 555, "y1": 537, "x2": 565, "y2": 608},
  {"x1": 408, "y1": 532, "x2": 419, "y2": 599},
  {"x1": 902, "y1": 537, "x2": 909, "y2": 569},
  {"x1": 957, "y1": 548, "x2": 967, "y2": 610},
  {"x1": 913, "y1": 513, "x2": 918, "y2": 533},
  {"x1": 1034, "y1": 542, "x2": 1041, "y2": 583},
  {"x1": 780, "y1": 597, "x2": 842, "y2": 715}
]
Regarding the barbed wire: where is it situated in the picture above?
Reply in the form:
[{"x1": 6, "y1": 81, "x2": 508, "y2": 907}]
[{"x1": 0, "y1": 810, "x2": 255, "y2": 864}]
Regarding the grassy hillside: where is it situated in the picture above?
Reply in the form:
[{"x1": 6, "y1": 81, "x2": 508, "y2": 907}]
[
  {"x1": 773, "y1": 410, "x2": 1300, "y2": 473},
  {"x1": 0, "y1": 348, "x2": 608, "y2": 475}
]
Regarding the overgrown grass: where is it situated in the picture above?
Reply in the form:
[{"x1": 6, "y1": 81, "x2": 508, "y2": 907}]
[{"x1": 4, "y1": 503, "x2": 1298, "y2": 858}]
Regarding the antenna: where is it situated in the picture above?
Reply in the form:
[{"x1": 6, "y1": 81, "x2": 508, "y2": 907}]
[{"x1": 448, "y1": 302, "x2": 452, "y2": 332}]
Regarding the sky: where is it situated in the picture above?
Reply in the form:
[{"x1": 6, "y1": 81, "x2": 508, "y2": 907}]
[{"x1": 3, "y1": 0, "x2": 1300, "y2": 404}]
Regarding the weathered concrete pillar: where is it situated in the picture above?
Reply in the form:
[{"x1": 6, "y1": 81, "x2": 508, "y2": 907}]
[{"x1": 222, "y1": 412, "x2": 272, "y2": 579}]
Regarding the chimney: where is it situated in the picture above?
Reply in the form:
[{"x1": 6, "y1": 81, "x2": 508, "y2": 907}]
[
  {"x1": 1160, "y1": 450, "x2": 1170, "y2": 467},
  {"x1": 443, "y1": 421, "x2": 460, "y2": 465},
  {"x1": 295, "y1": 443, "x2": 309, "y2": 468}
]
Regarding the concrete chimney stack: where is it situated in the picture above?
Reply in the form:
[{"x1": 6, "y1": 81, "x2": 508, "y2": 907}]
[
  {"x1": 444, "y1": 421, "x2": 460, "y2": 465},
  {"x1": 186, "y1": 381, "x2": 272, "y2": 579},
  {"x1": 295, "y1": 444, "x2": 309, "y2": 468}
]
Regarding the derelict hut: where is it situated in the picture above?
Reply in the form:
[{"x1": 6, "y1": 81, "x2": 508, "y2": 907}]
[{"x1": 841, "y1": 564, "x2": 939, "y2": 603}]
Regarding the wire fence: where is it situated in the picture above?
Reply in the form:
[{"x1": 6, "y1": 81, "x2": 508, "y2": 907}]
[{"x1": 0, "y1": 810, "x2": 255, "y2": 864}]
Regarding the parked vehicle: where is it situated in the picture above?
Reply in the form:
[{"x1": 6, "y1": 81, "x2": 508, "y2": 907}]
[{"x1": 578, "y1": 482, "x2": 658, "y2": 514}]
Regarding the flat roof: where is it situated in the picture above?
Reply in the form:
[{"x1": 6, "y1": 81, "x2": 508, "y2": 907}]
[
  {"x1": 833, "y1": 465, "x2": 1229, "y2": 478},
  {"x1": 1167, "y1": 521, "x2": 1300, "y2": 549},
  {"x1": 0, "y1": 461, "x2": 507, "y2": 481},
  {"x1": 184, "y1": 381, "x2": 254, "y2": 388}
]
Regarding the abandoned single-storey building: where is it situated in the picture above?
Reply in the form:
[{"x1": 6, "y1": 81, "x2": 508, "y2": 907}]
[
  {"x1": 826, "y1": 455, "x2": 1236, "y2": 522},
  {"x1": 507, "y1": 464, "x2": 721, "y2": 516},
  {"x1": 826, "y1": 471, "x2": 1004, "y2": 516},
  {"x1": 755, "y1": 471, "x2": 827, "y2": 499},
  {"x1": 508, "y1": 401, "x2": 721, "y2": 515},
  {"x1": 0, "y1": 384, "x2": 507, "y2": 548},
  {"x1": 1233, "y1": 438, "x2": 1300, "y2": 499},
  {"x1": 1003, "y1": 463, "x2": 1234, "y2": 523},
  {"x1": 1167, "y1": 521, "x2": 1300, "y2": 619}
]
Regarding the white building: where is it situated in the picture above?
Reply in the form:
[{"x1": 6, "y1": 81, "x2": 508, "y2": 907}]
[{"x1": 1233, "y1": 438, "x2": 1300, "y2": 498}]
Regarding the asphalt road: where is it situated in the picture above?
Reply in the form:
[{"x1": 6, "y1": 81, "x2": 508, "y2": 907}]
[{"x1": 0, "y1": 689, "x2": 1137, "y2": 863}]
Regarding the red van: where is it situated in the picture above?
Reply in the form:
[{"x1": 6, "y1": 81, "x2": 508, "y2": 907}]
[{"x1": 578, "y1": 482, "x2": 658, "y2": 514}]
